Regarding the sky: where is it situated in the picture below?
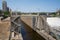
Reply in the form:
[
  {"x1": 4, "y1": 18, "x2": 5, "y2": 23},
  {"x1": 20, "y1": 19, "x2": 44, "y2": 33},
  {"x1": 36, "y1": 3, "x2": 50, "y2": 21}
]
[{"x1": 0, "y1": 0, "x2": 60, "y2": 12}]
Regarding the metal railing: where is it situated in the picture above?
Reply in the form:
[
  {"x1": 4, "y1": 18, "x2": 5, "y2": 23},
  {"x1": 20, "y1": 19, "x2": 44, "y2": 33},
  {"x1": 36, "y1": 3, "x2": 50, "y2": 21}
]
[{"x1": 9, "y1": 16, "x2": 23, "y2": 40}]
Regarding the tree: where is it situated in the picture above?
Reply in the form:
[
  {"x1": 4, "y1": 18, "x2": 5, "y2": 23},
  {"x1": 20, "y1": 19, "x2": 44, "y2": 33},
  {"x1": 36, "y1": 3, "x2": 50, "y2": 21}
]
[
  {"x1": 32, "y1": 13, "x2": 37, "y2": 15},
  {"x1": 4, "y1": 11, "x2": 10, "y2": 16}
]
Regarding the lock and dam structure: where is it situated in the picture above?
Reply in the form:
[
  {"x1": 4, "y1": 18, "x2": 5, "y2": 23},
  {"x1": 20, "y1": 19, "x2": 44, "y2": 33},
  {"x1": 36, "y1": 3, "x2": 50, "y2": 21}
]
[
  {"x1": 8, "y1": 13, "x2": 57, "y2": 40},
  {"x1": 0, "y1": 14, "x2": 57, "y2": 40}
]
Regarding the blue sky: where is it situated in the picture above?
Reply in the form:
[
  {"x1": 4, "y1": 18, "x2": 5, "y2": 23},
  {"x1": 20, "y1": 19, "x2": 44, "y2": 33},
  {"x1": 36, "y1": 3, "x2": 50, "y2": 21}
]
[{"x1": 0, "y1": 0, "x2": 60, "y2": 12}]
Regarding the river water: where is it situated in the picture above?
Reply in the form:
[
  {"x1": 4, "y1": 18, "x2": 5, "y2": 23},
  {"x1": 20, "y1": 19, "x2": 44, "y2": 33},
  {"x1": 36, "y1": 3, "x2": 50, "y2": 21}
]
[
  {"x1": 21, "y1": 20, "x2": 45, "y2": 40},
  {"x1": 47, "y1": 17, "x2": 60, "y2": 39},
  {"x1": 47, "y1": 17, "x2": 60, "y2": 27}
]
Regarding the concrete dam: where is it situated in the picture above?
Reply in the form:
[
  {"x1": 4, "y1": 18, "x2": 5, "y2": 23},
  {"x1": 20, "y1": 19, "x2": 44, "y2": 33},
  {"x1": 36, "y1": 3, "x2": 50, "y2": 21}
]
[
  {"x1": 9, "y1": 15, "x2": 56, "y2": 40},
  {"x1": 0, "y1": 15, "x2": 56, "y2": 40}
]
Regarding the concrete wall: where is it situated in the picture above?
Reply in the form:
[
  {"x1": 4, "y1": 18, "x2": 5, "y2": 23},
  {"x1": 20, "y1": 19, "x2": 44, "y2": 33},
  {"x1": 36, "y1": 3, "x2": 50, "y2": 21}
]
[
  {"x1": 21, "y1": 16, "x2": 32, "y2": 27},
  {"x1": 20, "y1": 15, "x2": 50, "y2": 34}
]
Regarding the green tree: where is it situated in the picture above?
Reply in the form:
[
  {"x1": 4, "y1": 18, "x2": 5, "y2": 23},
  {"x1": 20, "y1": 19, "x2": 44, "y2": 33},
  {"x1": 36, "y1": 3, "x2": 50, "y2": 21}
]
[
  {"x1": 32, "y1": 13, "x2": 37, "y2": 15},
  {"x1": 4, "y1": 11, "x2": 10, "y2": 16}
]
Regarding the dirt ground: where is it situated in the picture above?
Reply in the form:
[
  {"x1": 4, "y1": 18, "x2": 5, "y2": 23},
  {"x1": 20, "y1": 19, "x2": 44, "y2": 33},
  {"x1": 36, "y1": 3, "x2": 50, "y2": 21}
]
[{"x1": 0, "y1": 21, "x2": 10, "y2": 40}]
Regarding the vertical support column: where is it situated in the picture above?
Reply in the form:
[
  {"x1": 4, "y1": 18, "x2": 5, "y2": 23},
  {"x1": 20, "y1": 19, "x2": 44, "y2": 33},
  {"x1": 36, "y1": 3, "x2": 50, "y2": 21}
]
[
  {"x1": 40, "y1": 15, "x2": 50, "y2": 34},
  {"x1": 36, "y1": 16, "x2": 41, "y2": 31},
  {"x1": 38, "y1": 15, "x2": 43, "y2": 31},
  {"x1": 44, "y1": 16, "x2": 50, "y2": 34},
  {"x1": 32, "y1": 16, "x2": 40, "y2": 31},
  {"x1": 32, "y1": 16, "x2": 36, "y2": 30},
  {"x1": 35, "y1": 16, "x2": 38, "y2": 29}
]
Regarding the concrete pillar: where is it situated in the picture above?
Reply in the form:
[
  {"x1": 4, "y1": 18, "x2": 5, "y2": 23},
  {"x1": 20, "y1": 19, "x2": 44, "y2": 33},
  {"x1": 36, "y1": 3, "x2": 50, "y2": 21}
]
[
  {"x1": 42, "y1": 15, "x2": 50, "y2": 34},
  {"x1": 32, "y1": 16, "x2": 36, "y2": 30},
  {"x1": 36, "y1": 16, "x2": 40, "y2": 30},
  {"x1": 38, "y1": 16, "x2": 44, "y2": 31}
]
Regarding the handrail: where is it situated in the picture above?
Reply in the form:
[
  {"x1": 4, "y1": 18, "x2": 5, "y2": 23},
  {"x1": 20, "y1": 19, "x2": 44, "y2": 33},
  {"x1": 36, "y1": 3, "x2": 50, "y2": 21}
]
[{"x1": 9, "y1": 16, "x2": 22, "y2": 40}]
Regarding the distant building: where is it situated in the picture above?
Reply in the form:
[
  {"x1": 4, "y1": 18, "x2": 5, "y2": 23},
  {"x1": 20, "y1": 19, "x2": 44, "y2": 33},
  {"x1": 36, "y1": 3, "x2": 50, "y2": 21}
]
[
  {"x1": 7, "y1": 7, "x2": 9, "y2": 12},
  {"x1": 2, "y1": 0, "x2": 10, "y2": 16},
  {"x1": 2, "y1": 0, "x2": 9, "y2": 12}
]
